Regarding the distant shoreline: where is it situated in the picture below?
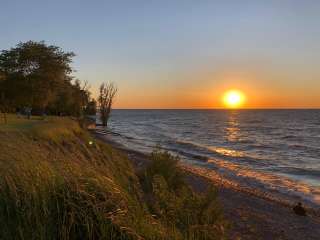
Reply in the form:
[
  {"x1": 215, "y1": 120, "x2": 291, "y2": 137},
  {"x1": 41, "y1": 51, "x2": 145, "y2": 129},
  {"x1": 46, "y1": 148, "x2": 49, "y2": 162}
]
[{"x1": 94, "y1": 130, "x2": 320, "y2": 240}]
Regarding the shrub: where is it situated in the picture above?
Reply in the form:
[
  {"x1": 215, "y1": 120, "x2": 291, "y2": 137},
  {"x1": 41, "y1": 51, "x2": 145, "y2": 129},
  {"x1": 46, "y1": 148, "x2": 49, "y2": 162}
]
[{"x1": 141, "y1": 150, "x2": 227, "y2": 240}]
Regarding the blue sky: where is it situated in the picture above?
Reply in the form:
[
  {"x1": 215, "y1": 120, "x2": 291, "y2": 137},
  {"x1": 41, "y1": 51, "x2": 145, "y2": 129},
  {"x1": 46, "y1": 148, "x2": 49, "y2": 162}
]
[{"x1": 1, "y1": 0, "x2": 320, "y2": 108}]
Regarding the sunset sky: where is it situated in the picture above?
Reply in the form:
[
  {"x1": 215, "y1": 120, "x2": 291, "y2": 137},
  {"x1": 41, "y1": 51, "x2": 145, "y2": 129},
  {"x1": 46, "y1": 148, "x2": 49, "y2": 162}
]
[{"x1": 1, "y1": 0, "x2": 320, "y2": 108}]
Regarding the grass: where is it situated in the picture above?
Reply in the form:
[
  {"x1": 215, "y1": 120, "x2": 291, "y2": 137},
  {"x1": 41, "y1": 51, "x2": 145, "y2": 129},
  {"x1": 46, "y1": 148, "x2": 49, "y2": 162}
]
[
  {"x1": 0, "y1": 116, "x2": 226, "y2": 239},
  {"x1": 140, "y1": 150, "x2": 227, "y2": 240},
  {"x1": 0, "y1": 114, "x2": 45, "y2": 131}
]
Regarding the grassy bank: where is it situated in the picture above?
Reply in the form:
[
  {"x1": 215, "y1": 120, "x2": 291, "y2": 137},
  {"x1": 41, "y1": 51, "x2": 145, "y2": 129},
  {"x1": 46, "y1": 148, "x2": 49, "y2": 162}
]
[{"x1": 0, "y1": 116, "x2": 226, "y2": 240}]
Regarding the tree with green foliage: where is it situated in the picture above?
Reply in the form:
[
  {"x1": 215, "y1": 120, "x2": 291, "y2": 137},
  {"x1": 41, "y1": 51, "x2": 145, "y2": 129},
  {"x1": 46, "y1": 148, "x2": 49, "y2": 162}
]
[
  {"x1": 0, "y1": 41, "x2": 95, "y2": 117},
  {"x1": 0, "y1": 41, "x2": 75, "y2": 110},
  {"x1": 71, "y1": 80, "x2": 92, "y2": 117}
]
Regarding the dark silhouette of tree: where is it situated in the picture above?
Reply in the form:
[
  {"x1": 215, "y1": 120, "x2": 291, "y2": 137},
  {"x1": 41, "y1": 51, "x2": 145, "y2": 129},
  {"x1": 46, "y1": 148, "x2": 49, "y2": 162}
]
[
  {"x1": 0, "y1": 70, "x2": 7, "y2": 123},
  {"x1": 0, "y1": 41, "x2": 75, "y2": 110},
  {"x1": 72, "y1": 80, "x2": 91, "y2": 117},
  {"x1": 85, "y1": 99, "x2": 97, "y2": 115},
  {"x1": 0, "y1": 41, "x2": 95, "y2": 118},
  {"x1": 98, "y1": 82, "x2": 117, "y2": 127}
]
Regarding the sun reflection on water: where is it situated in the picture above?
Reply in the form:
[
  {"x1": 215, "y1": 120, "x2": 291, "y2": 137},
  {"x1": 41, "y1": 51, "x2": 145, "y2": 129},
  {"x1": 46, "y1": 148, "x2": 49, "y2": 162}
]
[
  {"x1": 225, "y1": 111, "x2": 240, "y2": 142},
  {"x1": 214, "y1": 147, "x2": 244, "y2": 157}
]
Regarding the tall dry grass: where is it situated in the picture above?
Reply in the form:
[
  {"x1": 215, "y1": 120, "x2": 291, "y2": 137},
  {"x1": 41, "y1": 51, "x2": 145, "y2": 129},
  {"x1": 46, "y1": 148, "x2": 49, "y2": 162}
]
[
  {"x1": 0, "y1": 117, "x2": 226, "y2": 239},
  {"x1": 0, "y1": 118, "x2": 164, "y2": 239}
]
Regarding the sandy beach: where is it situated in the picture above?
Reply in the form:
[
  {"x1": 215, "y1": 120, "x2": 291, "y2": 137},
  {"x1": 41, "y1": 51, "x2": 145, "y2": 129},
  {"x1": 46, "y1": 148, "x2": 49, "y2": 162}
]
[{"x1": 95, "y1": 132, "x2": 320, "y2": 240}]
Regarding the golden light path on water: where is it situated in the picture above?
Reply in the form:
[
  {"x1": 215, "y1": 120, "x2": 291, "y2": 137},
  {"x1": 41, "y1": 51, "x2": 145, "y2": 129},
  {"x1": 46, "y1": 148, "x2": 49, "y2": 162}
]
[
  {"x1": 194, "y1": 110, "x2": 320, "y2": 206},
  {"x1": 226, "y1": 111, "x2": 240, "y2": 142}
]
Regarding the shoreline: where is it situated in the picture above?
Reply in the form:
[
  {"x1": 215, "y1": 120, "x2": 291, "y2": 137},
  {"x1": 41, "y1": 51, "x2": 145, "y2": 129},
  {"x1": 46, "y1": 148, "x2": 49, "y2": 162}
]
[
  {"x1": 95, "y1": 128, "x2": 319, "y2": 209},
  {"x1": 94, "y1": 131, "x2": 320, "y2": 240}
]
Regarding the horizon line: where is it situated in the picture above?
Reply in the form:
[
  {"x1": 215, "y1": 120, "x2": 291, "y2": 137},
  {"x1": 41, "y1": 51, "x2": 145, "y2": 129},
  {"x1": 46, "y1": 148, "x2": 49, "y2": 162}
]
[{"x1": 113, "y1": 108, "x2": 320, "y2": 110}]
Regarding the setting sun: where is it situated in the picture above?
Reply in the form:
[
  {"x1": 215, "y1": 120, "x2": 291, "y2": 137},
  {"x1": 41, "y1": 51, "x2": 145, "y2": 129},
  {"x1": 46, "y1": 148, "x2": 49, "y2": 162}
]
[{"x1": 223, "y1": 90, "x2": 245, "y2": 108}]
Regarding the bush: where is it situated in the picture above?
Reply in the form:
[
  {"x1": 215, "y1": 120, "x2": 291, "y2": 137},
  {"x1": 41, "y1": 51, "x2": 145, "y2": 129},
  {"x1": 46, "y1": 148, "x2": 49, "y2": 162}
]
[
  {"x1": 142, "y1": 150, "x2": 185, "y2": 192},
  {"x1": 141, "y1": 150, "x2": 227, "y2": 240}
]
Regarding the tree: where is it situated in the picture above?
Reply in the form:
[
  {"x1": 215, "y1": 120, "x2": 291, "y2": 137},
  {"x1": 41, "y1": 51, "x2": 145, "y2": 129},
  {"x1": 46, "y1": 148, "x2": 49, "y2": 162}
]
[
  {"x1": 45, "y1": 77, "x2": 92, "y2": 117},
  {"x1": 0, "y1": 41, "x2": 96, "y2": 118},
  {"x1": 0, "y1": 41, "x2": 75, "y2": 110},
  {"x1": 0, "y1": 70, "x2": 7, "y2": 123},
  {"x1": 71, "y1": 80, "x2": 91, "y2": 117},
  {"x1": 98, "y1": 82, "x2": 117, "y2": 127},
  {"x1": 85, "y1": 99, "x2": 97, "y2": 115}
]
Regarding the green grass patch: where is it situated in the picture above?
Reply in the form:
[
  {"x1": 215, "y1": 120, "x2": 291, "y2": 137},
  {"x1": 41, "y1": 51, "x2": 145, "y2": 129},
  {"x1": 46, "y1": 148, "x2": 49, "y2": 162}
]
[
  {"x1": 0, "y1": 114, "x2": 44, "y2": 131},
  {"x1": 0, "y1": 115, "x2": 88, "y2": 143}
]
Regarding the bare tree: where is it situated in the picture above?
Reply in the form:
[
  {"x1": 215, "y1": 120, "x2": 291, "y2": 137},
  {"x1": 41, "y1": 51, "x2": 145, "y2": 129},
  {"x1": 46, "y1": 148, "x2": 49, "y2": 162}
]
[{"x1": 98, "y1": 82, "x2": 117, "y2": 127}]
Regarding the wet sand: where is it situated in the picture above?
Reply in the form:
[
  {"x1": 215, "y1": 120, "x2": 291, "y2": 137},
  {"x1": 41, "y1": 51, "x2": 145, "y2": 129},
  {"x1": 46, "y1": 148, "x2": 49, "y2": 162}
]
[{"x1": 94, "y1": 132, "x2": 320, "y2": 240}]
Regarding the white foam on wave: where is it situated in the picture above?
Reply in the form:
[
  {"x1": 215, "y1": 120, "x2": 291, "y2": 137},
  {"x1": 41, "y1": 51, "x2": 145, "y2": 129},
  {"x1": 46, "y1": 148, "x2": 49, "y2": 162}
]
[{"x1": 180, "y1": 157, "x2": 320, "y2": 207}]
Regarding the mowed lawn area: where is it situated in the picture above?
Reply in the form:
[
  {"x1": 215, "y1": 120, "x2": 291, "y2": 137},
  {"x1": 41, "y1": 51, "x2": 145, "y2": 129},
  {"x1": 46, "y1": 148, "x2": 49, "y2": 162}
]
[
  {"x1": 0, "y1": 114, "x2": 49, "y2": 131},
  {"x1": 0, "y1": 114, "x2": 85, "y2": 142}
]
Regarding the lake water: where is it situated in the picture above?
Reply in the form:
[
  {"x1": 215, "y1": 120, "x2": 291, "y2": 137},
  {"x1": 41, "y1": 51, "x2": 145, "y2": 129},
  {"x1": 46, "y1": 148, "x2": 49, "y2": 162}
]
[{"x1": 102, "y1": 109, "x2": 320, "y2": 205}]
